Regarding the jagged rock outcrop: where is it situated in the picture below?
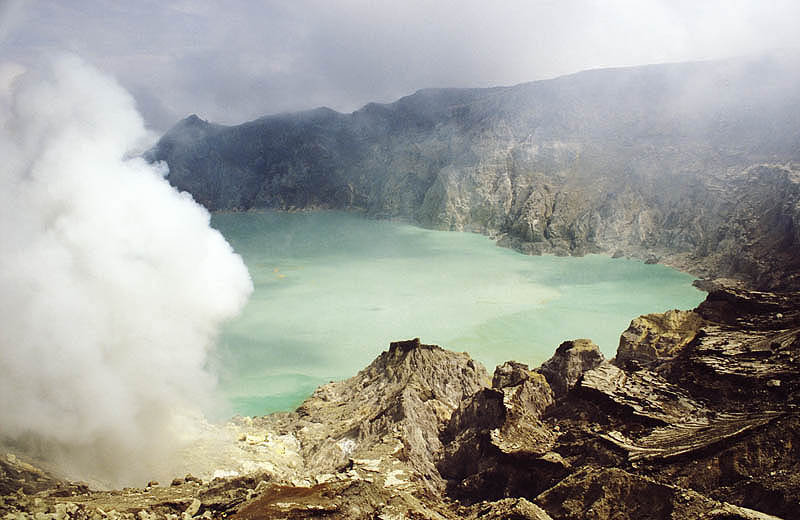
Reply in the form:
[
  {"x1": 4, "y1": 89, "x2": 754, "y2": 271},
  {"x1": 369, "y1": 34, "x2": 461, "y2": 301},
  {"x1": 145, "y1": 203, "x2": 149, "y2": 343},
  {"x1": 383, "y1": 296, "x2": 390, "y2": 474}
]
[
  {"x1": 3, "y1": 287, "x2": 800, "y2": 519},
  {"x1": 244, "y1": 338, "x2": 489, "y2": 496},
  {"x1": 438, "y1": 285, "x2": 800, "y2": 518},
  {"x1": 2, "y1": 339, "x2": 489, "y2": 519},
  {"x1": 535, "y1": 339, "x2": 604, "y2": 397},
  {"x1": 665, "y1": 286, "x2": 800, "y2": 407},
  {"x1": 464, "y1": 498, "x2": 554, "y2": 520},
  {"x1": 560, "y1": 285, "x2": 800, "y2": 518},
  {"x1": 148, "y1": 54, "x2": 800, "y2": 288},
  {"x1": 616, "y1": 309, "x2": 705, "y2": 368},
  {"x1": 438, "y1": 362, "x2": 561, "y2": 501},
  {"x1": 0, "y1": 454, "x2": 65, "y2": 497}
]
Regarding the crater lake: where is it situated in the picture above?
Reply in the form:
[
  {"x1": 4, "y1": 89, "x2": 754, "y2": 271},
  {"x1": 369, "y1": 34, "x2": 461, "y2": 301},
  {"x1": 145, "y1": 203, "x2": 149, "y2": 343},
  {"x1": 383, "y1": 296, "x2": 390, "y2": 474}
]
[{"x1": 211, "y1": 211, "x2": 705, "y2": 416}]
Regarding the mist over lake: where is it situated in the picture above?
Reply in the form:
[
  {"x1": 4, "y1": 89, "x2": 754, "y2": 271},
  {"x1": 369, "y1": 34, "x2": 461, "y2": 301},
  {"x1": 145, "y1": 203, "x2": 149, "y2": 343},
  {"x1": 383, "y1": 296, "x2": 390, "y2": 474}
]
[{"x1": 211, "y1": 211, "x2": 704, "y2": 416}]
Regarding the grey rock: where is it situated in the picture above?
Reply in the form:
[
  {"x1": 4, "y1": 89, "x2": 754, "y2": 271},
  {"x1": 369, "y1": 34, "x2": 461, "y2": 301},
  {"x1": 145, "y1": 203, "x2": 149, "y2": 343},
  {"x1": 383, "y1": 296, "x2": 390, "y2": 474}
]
[
  {"x1": 438, "y1": 364, "x2": 560, "y2": 502},
  {"x1": 492, "y1": 361, "x2": 534, "y2": 390},
  {"x1": 149, "y1": 55, "x2": 800, "y2": 290},
  {"x1": 256, "y1": 338, "x2": 489, "y2": 495},
  {"x1": 536, "y1": 339, "x2": 604, "y2": 397}
]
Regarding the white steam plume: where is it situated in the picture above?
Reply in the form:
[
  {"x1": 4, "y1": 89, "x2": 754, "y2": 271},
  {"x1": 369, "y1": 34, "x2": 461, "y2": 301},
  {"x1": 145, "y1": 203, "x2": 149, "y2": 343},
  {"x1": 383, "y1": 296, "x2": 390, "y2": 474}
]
[{"x1": 0, "y1": 54, "x2": 253, "y2": 486}]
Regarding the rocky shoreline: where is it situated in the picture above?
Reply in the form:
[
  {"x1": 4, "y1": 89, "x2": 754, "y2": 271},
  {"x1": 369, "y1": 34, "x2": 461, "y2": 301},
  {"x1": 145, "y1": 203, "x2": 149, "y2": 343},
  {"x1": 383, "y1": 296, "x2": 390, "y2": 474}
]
[
  {"x1": 3, "y1": 282, "x2": 798, "y2": 519},
  {"x1": 148, "y1": 56, "x2": 800, "y2": 291}
]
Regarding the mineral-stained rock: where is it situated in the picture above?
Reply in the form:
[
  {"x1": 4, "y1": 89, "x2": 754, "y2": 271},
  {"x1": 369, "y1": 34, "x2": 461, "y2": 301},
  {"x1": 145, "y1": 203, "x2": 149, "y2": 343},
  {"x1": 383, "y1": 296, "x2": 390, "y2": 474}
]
[
  {"x1": 551, "y1": 286, "x2": 800, "y2": 517},
  {"x1": 231, "y1": 479, "x2": 448, "y2": 520},
  {"x1": 662, "y1": 287, "x2": 800, "y2": 407},
  {"x1": 536, "y1": 339, "x2": 604, "y2": 397},
  {"x1": 491, "y1": 361, "x2": 554, "y2": 418},
  {"x1": 696, "y1": 285, "x2": 800, "y2": 329},
  {"x1": 243, "y1": 337, "x2": 490, "y2": 498},
  {"x1": 640, "y1": 413, "x2": 800, "y2": 518},
  {"x1": 580, "y1": 363, "x2": 710, "y2": 425},
  {"x1": 599, "y1": 410, "x2": 785, "y2": 462},
  {"x1": 615, "y1": 309, "x2": 705, "y2": 367},
  {"x1": 492, "y1": 361, "x2": 533, "y2": 389},
  {"x1": 0, "y1": 453, "x2": 65, "y2": 497},
  {"x1": 671, "y1": 326, "x2": 800, "y2": 405}
]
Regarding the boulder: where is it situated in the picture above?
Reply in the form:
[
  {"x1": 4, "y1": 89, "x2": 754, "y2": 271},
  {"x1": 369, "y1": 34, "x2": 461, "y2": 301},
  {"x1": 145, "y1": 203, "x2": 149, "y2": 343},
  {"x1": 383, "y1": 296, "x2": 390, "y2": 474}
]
[
  {"x1": 536, "y1": 339, "x2": 604, "y2": 397},
  {"x1": 615, "y1": 310, "x2": 704, "y2": 367}
]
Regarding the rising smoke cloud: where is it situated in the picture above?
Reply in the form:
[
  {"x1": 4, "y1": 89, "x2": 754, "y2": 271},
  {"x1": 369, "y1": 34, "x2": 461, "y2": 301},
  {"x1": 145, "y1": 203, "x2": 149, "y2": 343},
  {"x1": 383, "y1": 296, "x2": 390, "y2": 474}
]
[{"x1": 0, "y1": 54, "x2": 253, "y2": 486}]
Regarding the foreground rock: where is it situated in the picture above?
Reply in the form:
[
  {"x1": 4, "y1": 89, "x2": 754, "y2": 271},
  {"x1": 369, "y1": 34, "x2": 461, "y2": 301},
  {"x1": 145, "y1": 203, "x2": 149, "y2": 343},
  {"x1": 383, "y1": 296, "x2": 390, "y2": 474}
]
[
  {"x1": 615, "y1": 310, "x2": 705, "y2": 368},
  {"x1": 535, "y1": 339, "x2": 605, "y2": 397},
  {"x1": 438, "y1": 362, "x2": 559, "y2": 501},
  {"x1": 2, "y1": 286, "x2": 799, "y2": 519}
]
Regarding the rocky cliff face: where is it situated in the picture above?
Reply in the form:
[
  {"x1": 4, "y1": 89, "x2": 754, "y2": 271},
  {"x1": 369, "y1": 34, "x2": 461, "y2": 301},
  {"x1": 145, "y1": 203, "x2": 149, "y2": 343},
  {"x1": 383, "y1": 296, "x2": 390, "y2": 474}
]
[
  {"x1": 148, "y1": 54, "x2": 800, "y2": 288},
  {"x1": 3, "y1": 285, "x2": 799, "y2": 519}
]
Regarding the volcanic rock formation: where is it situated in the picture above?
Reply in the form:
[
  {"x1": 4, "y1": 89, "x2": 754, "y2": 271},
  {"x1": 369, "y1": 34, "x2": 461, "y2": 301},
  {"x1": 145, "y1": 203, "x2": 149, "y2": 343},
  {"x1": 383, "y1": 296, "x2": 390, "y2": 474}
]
[
  {"x1": 148, "y1": 54, "x2": 800, "y2": 288},
  {"x1": 3, "y1": 284, "x2": 799, "y2": 519}
]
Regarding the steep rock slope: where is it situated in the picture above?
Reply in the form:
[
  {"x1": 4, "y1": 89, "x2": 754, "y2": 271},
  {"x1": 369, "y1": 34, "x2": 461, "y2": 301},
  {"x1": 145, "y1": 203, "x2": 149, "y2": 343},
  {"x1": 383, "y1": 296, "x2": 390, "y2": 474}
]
[{"x1": 148, "y1": 54, "x2": 800, "y2": 288}]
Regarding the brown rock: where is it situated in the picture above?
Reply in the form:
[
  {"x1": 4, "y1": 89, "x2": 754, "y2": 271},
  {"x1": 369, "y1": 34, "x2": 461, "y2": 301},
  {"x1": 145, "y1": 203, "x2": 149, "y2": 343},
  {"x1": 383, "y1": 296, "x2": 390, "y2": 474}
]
[
  {"x1": 5, "y1": 284, "x2": 800, "y2": 519},
  {"x1": 278, "y1": 339, "x2": 488, "y2": 494},
  {"x1": 468, "y1": 498, "x2": 554, "y2": 520},
  {"x1": 492, "y1": 361, "x2": 533, "y2": 389},
  {"x1": 439, "y1": 363, "x2": 560, "y2": 502},
  {"x1": 615, "y1": 309, "x2": 704, "y2": 367},
  {"x1": 535, "y1": 467, "x2": 782, "y2": 520},
  {"x1": 536, "y1": 339, "x2": 604, "y2": 397}
]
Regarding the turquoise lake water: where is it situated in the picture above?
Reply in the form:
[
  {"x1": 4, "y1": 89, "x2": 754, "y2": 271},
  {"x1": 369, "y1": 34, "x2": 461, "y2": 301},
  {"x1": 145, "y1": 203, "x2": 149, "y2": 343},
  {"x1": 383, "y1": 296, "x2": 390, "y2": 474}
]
[{"x1": 210, "y1": 211, "x2": 705, "y2": 416}]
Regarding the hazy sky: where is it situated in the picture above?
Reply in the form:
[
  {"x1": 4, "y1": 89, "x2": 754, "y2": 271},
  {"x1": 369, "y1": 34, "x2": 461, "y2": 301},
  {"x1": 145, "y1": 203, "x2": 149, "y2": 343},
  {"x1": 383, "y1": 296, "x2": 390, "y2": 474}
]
[{"x1": 3, "y1": 0, "x2": 800, "y2": 130}]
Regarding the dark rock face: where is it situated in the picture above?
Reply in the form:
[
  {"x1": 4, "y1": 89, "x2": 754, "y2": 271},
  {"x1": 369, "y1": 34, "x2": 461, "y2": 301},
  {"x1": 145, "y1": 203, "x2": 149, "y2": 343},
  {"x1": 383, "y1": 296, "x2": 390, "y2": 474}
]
[
  {"x1": 438, "y1": 362, "x2": 561, "y2": 502},
  {"x1": 464, "y1": 498, "x2": 554, "y2": 520},
  {"x1": 666, "y1": 285, "x2": 800, "y2": 407},
  {"x1": 549, "y1": 285, "x2": 800, "y2": 518},
  {"x1": 0, "y1": 454, "x2": 65, "y2": 497},
  {"x1": 535, "y1": 467, "x2": 779, "y2": 520},
  {"x1": 149, "y1": 54, "x2": 800, "y2": 288},
  {"x1": 436, "y1": 285, "x2": 800, "y2": 518}
]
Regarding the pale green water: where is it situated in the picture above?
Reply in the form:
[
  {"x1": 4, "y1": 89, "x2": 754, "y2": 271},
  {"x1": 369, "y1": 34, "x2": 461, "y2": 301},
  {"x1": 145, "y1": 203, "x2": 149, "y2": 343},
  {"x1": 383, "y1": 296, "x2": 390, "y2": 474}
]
[{"x1": 211, "y1": 211, "x2": 705, "y2": 416}]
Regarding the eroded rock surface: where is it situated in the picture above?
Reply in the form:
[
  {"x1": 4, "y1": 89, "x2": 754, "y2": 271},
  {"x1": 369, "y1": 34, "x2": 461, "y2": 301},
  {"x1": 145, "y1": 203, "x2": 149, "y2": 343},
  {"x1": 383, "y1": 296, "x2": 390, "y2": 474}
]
[
  {"x1": 438, "y1": 362, "x2": 561, "y2": 501},
  {"x1": 616, "y1": 309, "x2": 705, "y2": 368},
  {"x1": 3, "y1": 287, "x2": 799, "y2": 519},
  {"x1": 536, "y1": 468, "x2": 783, "y2": 520},
  {"x1": 149, "y1": 56, "x2": 800, "y2": 289},
  {"x1": 536, "y1": 339, "x2": 604, "y2": 397}
]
